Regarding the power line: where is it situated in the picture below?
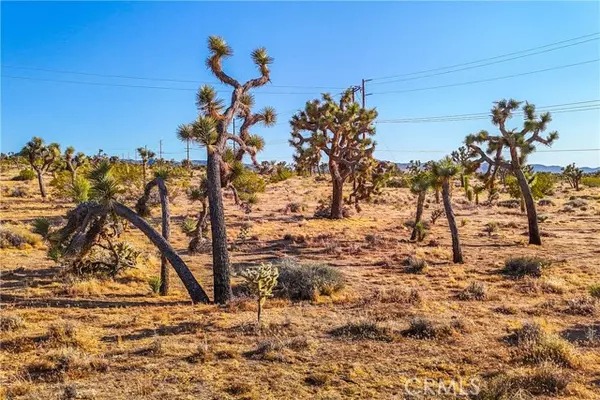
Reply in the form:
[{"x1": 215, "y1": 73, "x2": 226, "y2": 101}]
[
  {"x1": 369, "y1": 37, "x2": 599, "y2": 86},
  {"x1": 370, "y1": 59, "x2": 600, "y2": 95},
  {"x1": 369, "y1": 32, "x2": 600, "y2": 81},
  {"x1": 1, "y1": 64, "x2": 346, "y2": 90}
]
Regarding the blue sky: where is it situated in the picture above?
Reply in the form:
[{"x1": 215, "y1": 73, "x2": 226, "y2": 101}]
[{"x1": 2, "y1": 1, "x2": 599, "y2": 167}]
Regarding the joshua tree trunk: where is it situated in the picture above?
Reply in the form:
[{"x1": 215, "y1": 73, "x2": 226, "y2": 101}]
[
  {"x1": 113, "y1": 202, "x2": 210, "y2": 303},
  {"x1": 142, "y1": 162, "x2": 147, "y2": 187},
  {"x1": 410, "y1": 191, "x2": 426, "y2": 241},
  {"x1": 206, "y1": 149, "x2": 232, "y2": 304},
  {"x1": 35, "y1": 168, "x2": 47, "y2": 198},
  {"x1": 156, "y1": 179, "x2": 171, "y2": 296},
  {"x1": 189, "y1": 198, "x2": 209, "y2": 253},
  {"x1": 434, "y1": 188, "x2": 440, "y2": 204},
  {"x1": 442, "y1": 180, "x2": 463, "y2": 263},
  {"x1": 331, "y1": 176, "x2": 344, "y2": 219},
  {"x1": 514, "y1": 167, "x2": 541, "y2": 245}
]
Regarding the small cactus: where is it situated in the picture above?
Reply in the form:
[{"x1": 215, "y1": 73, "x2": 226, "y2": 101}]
[{"x1": 240, "y1": 263, "x2": 279, "y2": 324}]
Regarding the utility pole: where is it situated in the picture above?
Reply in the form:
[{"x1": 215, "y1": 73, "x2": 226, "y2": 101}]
[
  {"x1": 361, "y1": 78, "x2": 372, "y2": 108},
  {"x1": 349, "y1": 85, "x2": 360, "y2": 103},
  {"x1": 159, "y1": 140, "x2": 163, "y2": 160}
]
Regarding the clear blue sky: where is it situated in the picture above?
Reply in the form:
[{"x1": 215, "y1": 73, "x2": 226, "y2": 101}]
[{"x1": 2, "y1": 1, "x2": 599, "y2": 167}]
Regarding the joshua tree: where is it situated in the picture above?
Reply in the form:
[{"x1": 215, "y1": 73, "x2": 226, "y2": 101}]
[
  {"x1": 64, "y1": 146, "x2": 88, "y2": 183},
  {"x1": 562, "y1": 163, "x2": 583, "y2": 191},
  {"x1": 20, "y1": 137, "x2": 61, "y2": 198},
  {"x1": 240, "y1": 263, "x2": 279, "y2": 325},
  {"x1": 180, "y1": 36, "x2": 275, "y2": 304},
  {"x1": 473, "y1": 184, "x2": 485, "y2": 205},
  {"x1": 176, "y1": 124, "x2": 194, "y2": 168},
  {"x1": 451, "y1": 146, "x2": 471, "y2": 188},
  {"x1": 137, "y1": 147, "x2": 156, "y2": 186},
  {"x1": 187, "y1": 177, "x2": 210, "y2": 254},
  {"x1": 409, "y1": 171, "x2": 431, "y2": 241},
  {"x1": 135, "y1": 168, "x2": 172, "y2": 296},
  {"x1": 466, "y1": 99, "x2": 558, "y2": 245},
  {"x1": 50, "y1": 161, "x2": 210, "y2": 303},
  {"x1": 290, "y1": 89, "x2": 378, "y2": 218},
  {"x1": 431, "y1": 157, "x2": 464, "y2": 263}
]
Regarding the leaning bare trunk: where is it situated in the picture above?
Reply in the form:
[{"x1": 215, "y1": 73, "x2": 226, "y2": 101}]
[
  {"x1": 410, "y1": 192, "x2": 426, "y2": 241},
  {"x1": 331, "y1": 176, "x2": 344, "y2": 219},
  {"x1": 156, "y1": 179, "x2": 171, "y2": 296},
  {"x1": 442, "y1": 180, "x2": 463, "y2": 263},
  {"x1": 113, "y1": 202, "x2": 210, "y2": 303},
  {"x1": 207, "y1": 149, "x2": 232, "y2": 304},
  {"x1": 514, "y1": 167, "x2": 541, "y2": 245},
  {"x1": 36, "y1": 169, "x2": 47, "y2": 198}
]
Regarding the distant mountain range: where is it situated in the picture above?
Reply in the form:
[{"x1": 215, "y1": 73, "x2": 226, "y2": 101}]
[{"x1": 392, "y1": 162, "x2": 599, "y2": 173}]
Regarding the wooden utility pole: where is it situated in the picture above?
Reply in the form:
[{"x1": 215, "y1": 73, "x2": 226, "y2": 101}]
[
  {"x1": 361, "y1": 78, "x2": 372, "y2": 108},
  {"x1": 159, "y1": 140, "x2": 163, "y2": 160}
]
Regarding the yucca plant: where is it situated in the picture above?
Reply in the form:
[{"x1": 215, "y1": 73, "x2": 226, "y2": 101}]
[
  {"x1": 32, "y1": 217, "x2": 51, "y2": 239},
  {"x1": 136, "y1": 147, "x2": 155, "y2": 187},
  {"x1": 148, "y1": 276, "x2": 162, "y2": 295},
  {"x1": 409, "y1": 171, "x2": 431, "y2": 241}
]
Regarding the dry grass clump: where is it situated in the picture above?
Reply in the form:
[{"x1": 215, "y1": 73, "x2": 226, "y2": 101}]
[
  {"x1": 45, "y1": 322, "x2": 98, "y2": 351},
  {"x1": 0, "y1": 313, "x2": 25, "y2": 332},
  {"x1": 25, "y1": 347, "x2": 108, "y2": 382},
  {"x1": 369, "y1": 287, "x2": 422, "y2": 305},
  {"x1": 502, "y1": 257, "x2": 551, "y2": 278},
  {"x1": 476, "y1": 364, "x2": 571, "y2": 399},
  {"x1": 458, "y1": 281, "x2": 488, "y2": 300},
  {"x1": 507, "y1": 322, "x2": 580, "y2": 368},
  {"x1": 590, "y1": 284, "x2": 600, "y2": 299},
  {"x1": 243, "y1": 336, "x2": 311, "y2": 361},
  {"x1": 273, "y1": 259, "x2": 345, "y2": 301},
  {"x1": 403, "y1": 256, "x2": 428, "y2": 274},
  {"x1": 539, "y1": 277, "x2": 567, "y2": 294},
  {"x1": 401, "y1": 317, "x2": 457, "y2": 340},
  {"x1": 563, "y1": 296, "x2": 597, "y2": 316},
  {"x1": 0, "y1": 225, "x2": 42, "y2": 249},
  {"x1": 329, "y1": 321, "x2": 394, "y2": 342}
]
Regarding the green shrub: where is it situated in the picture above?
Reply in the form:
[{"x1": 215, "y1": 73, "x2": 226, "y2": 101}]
[
  {"x1": 589, "y1": 284, "x2": 600, "y2": 299},
  {"x1": 70, "y1": 176, "x2": 90, "y2": 203},
  {"x1": 12, "y1": 168, "x2": 36, "y2": 181},
  {"x1": 502, "y1": 257, "x2": 550, "y2": 278},
  {"x1": 270, "y1": 165, "x2": 294, "y2": 183},
  {"x1": 581, "y1": 176, "x2": 600, "y2": 188},
  {"x1": 273, "y1": 259, "x2": 344, "y2": 301},
  {"x1": 180, "y1": 218, "x2": 196, "y2": 237},
  {"x1": 32, "y1": 217, "x2": 51, "y2": 239},
  {"x1": 148, "y1": 276, "x2": 161, "y2": 294}
]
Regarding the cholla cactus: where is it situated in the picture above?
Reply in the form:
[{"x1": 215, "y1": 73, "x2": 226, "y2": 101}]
[{"x1": 240, "y1": 263, "x2": 279, "y2": 324}]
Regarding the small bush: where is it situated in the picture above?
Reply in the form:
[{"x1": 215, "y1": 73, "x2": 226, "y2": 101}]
[
  {"x1": 497, "y1": 199, "x2": 520, "y2": 208},
  {"x1": 10, "y1": 186, "x2": 27, "y2": 197},
  {"x1": 329, "y1": 321, "x2": 393, "y2": 342},
  {"x1": 148, "y1": 276, "x2": 161, "y2": 295},
  {"x1": 507, "y1": 322, "x2": 580, "y2": 368},
  {"x1": 284, "y1": 202, "x2": 306, "y2": 213},
  {"x1": 538, "y1": 198, "x2": 554, "y2": 206},
  {"x1": 582, "y1": 176, "x2": 600, "y2": 188},
  {"x1": 484, "y1": 222, "x2": 499, "y2": 237},
  {"x1": 0, "y1": 314, "x2": 25, "y2": 332},
  {"x1": 589, "y1": 284, "x2": 600, "y2": 299},
  {"x1": 0, "y1": 226, "x2": 42, "y2": 249},
  {"x1": 274, "y1": 259, "x2": 344, "y2": 301},
  {"x1": 32, "y1": 217, "x2": 51, "y2": 239},
  {"x1": 458, "y1": 282, "x2": 487, "y2": 300},
  {"x1": 539, "y1": 277, "x2": 567, "y2": 294},
  {"x1": 565, "y1": 198, "x2": 587, "y2": 208},
  {"x1": 477, "y1": 364, "x2": 571, "y2": 399},
  {"x1": 45, "y1": 322, "x2": 98, "y2": 351},
  {"x1": 402, "y1": 317, "x2": 454, "y2": 340},
  {"x1": 180, "y1": 218, "x2": 197, "y2": 237},
  {"x1": 564, "y1": 297, "x2": 597, "y2": 316},
  {"x1": 69, "y1": 176, "x2": 90, "y2": 203},
  {"x1": 502, "y1": 257, "x2": 550, "y2": 278},
  {"x1": 370, "y1": 287, "x2": 422, "y2": 305},
  {"x1": 12, "y1": 168, "x2": 36, "y2": 181},
  {"x1": 403, "y1": 256, "x2": 428, "y2": 274}
]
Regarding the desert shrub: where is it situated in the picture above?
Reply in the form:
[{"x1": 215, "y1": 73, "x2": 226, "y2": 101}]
[
  {"x1": 0, "y1": 314, "x2": 25, "y2": 332},
  {"x1": 502, "y1": 257, "x2": 550, "y2": 278},
  {"x1": 232, "y1": 168, "x2": 266, "y2": 202},
  {"x1": 45, "y1": 322, "x2": 98, "y2": 351},
  {"x1": 531, "y1": 173, "x2": 556, "y2": 198},
  {"x1": 148, "y1": 276, "x2": 161, "y2": 294},
  {"x1": 565, "y1": 198, "x2": 587, "y2": 208},
  {"x1": 430, "y1": 208, "x2": 444, "y2": 225},
  {"x1": 26, "y1": 348, "x2": 108, "y2": 382},
  {"x1": 12, "y1": 168, "x2": 36, "y2": 181},
  {"x1": 66, "y1": 242, "x2": 140, "y2": 279},
  {"x1": 111, "y1": 163, "x2": 144, "y2": 191},
  {"x1": 370, "y1": 287, "x2": 422, "y2": 305},
  {"x1": 402, "y1": 317, "x2": 454, "y2": 339},
  {"x1": 414, "y1": 221, "x2": 427, "y2": 242},
  {"x1": 180, "y1": 217, "x2": 196, "y2": 236},
  {"x1": 458, "y1": 282, "x2": 487, "y2": 300},
  {"x1": 477, "y1": 365, "x2": 571, "y2": 399},
  {"x1": 497, "y1": 199, "x2": 520, "y2": 208},
  {"x1": 385, "y1": 175, "x2": 410, "y2": 188},
  {"x1": 273, "y1": 259, "x2": 344, "y2": 301},
  {"x1": 32, "y1": 217, "x2": 51, "y2": 239},
  {"x1": 314, "y1": 197, "x2": 351, "y2": 218},
  {"x1": 329, "y1": 321, "x2": 393, "y2": 342},
  {"x1": 538, "y1": 198, "x2": 554, "y2": 206},
  {"x1": 537, "y1": 214, "x2": 550, "y2": 222},
  {"x1": 403, "y1": 256, "x2": 428, "y2": 273},
  {"x1": 283, "y1": 202, "x2": 306, "y2": 213},
  {"x1": 581, "y1": 176, "x2": 600, "y2": 188},
  {"x1": 564, "y1": 297, "x2": 597, "y2": 316},
  {"x1": 484, "y1": 222, "x2": 499, "y2": 237},
  {"x1": 240, "y1": 263, "x2": 279, "y2": 324},
  {"x1": 0, "y1": 226, "x2": 42, "y2": 249},
  {"x1": 589, "y1": 284, "x2": 600, "y2": 299},
  {"x1": 10, "y1": 186, "x2": 27, "y2": 197},
  {"x1": 539, "y1": 277, "x2": 567, "y2": 294},
  {"x1": 507, "y1": 322, "x2": 580, "y2": 368},
  {"x1": 269, "y1": 164, "x2": 294, "y2": 183}
]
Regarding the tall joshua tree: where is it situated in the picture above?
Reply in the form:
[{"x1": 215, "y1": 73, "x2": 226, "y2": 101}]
[
  {"x1": 290, "y1": 89, "x2": 378, "y2": 219},
  {"x1": 183, "y1": 36, "x2": 275, "y2": 304},
  {"x1": 562, "y1": 163, "x2": 583, "y2": 191},
  {"x1": 64, "y1": 146, "x2": 88, "y2": 183},
  {"x1": 137, "y1": 147, "x2": 156, "y2": 186},
  {"x1": 466, "y1": 99, "x2": 558, "y2": 245},
  {"x1": 431, "y1": 157, "x2": 464, "y2": 264},
  {"x1": 135, "y1": 168, "x2": 172, "y2": 296},
  {"x1": 20, "y1": 137, "x2": 61, "y2": 198},
  {"x1": 176, "y1": 124, "x2": 194, "y2": 168}
]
